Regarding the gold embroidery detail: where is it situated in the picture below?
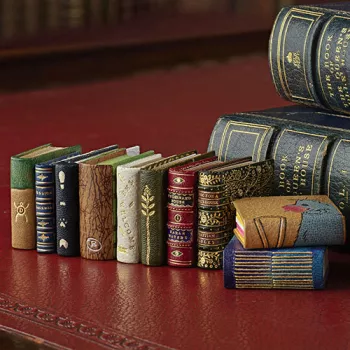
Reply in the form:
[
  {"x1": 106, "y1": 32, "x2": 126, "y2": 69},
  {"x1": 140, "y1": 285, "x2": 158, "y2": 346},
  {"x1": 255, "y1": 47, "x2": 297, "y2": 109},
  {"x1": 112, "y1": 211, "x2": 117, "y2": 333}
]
[
  {"x1": 198, "y1": 251, "x2": 222, "y2": 269},
  {"x1": 14, "y1": 201, "x2": 29, "y2": 223},
  {"x1": 141, "y1": 185, "x2": 155, "y2": 265}
]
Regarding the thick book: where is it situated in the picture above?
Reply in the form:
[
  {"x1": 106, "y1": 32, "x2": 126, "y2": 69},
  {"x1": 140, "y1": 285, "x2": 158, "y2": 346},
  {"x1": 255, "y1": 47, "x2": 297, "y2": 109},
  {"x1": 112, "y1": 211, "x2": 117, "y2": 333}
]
[
  {"x1": 116, "y1": 154, "x2": 163, "y2": 264},
  {"x1": 140, "y1": 151, "x2": 216, "y2": 266},
  {"x1": 79, "y1": 147, "x2": 154, "y2": 260},
  {"x1": 55, "y1": 145, "x2": 119, "y2": 256},
  {"x1": 208, "y1": 105, "x2": 350, "y2": 241},
  {"x1": 11, "y1": 144, "x2": 82, "y2": 250},
  {"x1": 167, "y1": 156, "x2": 220, "y2": 267},
  {"x1": 35, "y1": 151, "x2": 81, "y2": 254},
  {"x1": 234, "y1": 195, "x2": 346, "y2": 249},
  {"x1": 223, "y1": 237, "x2": 328, "y2": 290},
  {"x1": 269, "y1": 3, "x2": 350, "y2": 114},
  {"x1": 197, "y1": 158, "x2": 274, "y2": 270}
]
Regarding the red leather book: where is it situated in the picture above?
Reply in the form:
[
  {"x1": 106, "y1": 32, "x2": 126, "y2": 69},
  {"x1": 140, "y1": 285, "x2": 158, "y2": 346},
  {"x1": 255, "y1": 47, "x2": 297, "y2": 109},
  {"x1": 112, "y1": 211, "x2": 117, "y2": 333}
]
[{"x1": 167, "y1": 156, "x2": 219, "y2": 267}]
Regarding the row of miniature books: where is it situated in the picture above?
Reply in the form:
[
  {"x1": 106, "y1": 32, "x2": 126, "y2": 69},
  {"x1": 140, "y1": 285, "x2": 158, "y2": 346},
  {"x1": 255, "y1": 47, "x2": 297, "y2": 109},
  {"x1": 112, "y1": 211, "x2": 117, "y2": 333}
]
[{"x1": 11, "y1": 143, "x2": 274, "y2": 269}]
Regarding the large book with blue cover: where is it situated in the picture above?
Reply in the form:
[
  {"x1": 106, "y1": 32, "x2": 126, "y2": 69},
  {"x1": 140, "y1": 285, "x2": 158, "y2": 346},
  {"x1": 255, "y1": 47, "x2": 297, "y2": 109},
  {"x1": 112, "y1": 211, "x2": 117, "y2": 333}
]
[{"x1": 223, "y1": 237, "x2": 329, "y2": 290}]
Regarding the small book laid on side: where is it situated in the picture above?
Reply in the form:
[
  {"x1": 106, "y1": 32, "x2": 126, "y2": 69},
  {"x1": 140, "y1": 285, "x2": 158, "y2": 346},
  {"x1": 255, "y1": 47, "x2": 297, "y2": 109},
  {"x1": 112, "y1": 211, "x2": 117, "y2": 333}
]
[
  {"x1": 35, "y1": 150, "x2": 81, "y2": 253},
  {"x1": 55, "y1": 144, "x2": 119, "y2": 257},
  {"x1": 11, "y1": 143, "x2": 82, "y2": 250},
  {"x1": 116, "y1": 154, "x2": 163, "y2": 264},
  {"x1": 234, "y1": 195, "x2": 346, "y2": 249},
  {"x1": 140, "y1": 151, "x2": 215, "y2": 267},
  {"x1": 79, "y1": 147, "x2": 154, "y2": 260},
  {"x1": 167, "y1": 156, "x2": 220, "y2": 267},
  {"x1": 223, "y1": 237, "x2": 328, "y2": 290},
  {"x1": 197, "y1": 158, "x2": 274, "y2": 270}
]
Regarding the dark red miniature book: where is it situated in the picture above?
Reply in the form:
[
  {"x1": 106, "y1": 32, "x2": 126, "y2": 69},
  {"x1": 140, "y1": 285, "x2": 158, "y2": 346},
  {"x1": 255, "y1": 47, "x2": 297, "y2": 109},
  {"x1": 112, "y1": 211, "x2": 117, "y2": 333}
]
[{"x1": 167, "y1": 156, "x2": 219, "y2": 267}]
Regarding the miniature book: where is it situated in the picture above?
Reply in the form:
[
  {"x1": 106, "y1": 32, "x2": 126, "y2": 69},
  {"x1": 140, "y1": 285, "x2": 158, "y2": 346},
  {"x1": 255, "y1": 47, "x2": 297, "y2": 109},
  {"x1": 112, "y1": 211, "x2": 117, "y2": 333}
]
[
  {"x1": 223, "y1": 237, "x2": 328, "y2": 290},
  {"x1": 11, "y1": 143, "x2": 82, "y2": 250},
  {"x1": 234, "y1": 195, "x2": 346, "y2": 249}
]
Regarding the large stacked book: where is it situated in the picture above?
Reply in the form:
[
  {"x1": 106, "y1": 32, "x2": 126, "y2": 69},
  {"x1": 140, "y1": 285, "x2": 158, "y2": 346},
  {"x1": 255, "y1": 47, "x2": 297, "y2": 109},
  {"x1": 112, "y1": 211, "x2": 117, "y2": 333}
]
[{"x1": 10, "y1": 2, "x2": 350, "y2": 291}]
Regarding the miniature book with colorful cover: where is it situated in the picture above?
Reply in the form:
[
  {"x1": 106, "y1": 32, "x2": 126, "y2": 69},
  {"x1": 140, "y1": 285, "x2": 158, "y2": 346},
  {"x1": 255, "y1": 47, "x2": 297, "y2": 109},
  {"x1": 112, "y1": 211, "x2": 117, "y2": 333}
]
[
  {"x1": 11, "y1": 143, "x2": 82, "y2": 250},
  {"x1": 197, "y1": 158, "x2": 274, "y2": 270},
  {"x1": 234, "y1": 195, "x2": 346, "y2": 249},
  {"x1": 140, "y1": 151, "x2": 215, "y2": 266},
  {"x1": 167, "y1": 156, "x2": 220, "y2": 267},
  {"x1": 116, "y1": 153, "x2": 163, "y2": 264},
  {"x1": 223, "y1": 237, "x2": 328, "y2": 290},
  {"x1": 35, "y1": 150, "x2": 81, "y2": 253},
  {"x1": 79, "y1": 147, "x2": 154, "y2": 260},
  {"x1": 55, "y1": 145, "x2": 119, "y2": 256}
]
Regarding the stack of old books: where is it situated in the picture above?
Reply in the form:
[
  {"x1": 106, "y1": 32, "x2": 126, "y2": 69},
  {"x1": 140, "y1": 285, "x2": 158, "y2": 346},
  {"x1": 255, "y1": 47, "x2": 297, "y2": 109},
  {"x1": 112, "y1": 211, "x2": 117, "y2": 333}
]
[
  {"x1": 223, "y1": 195, "x2": 346, "y2": 290},
  {"x1": 10, "y1": 2, "x2": 350, "y2": 291}
]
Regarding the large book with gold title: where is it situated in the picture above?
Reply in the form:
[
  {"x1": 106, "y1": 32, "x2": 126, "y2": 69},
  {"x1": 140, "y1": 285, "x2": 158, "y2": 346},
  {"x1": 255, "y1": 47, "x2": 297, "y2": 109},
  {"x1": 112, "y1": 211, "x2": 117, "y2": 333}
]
[
  {"x1": 208, "y1": 105, "x2": 350, "y2": 243},
  {"x1": 234, "y1": 195, "x2": 346, "y2": 249}
]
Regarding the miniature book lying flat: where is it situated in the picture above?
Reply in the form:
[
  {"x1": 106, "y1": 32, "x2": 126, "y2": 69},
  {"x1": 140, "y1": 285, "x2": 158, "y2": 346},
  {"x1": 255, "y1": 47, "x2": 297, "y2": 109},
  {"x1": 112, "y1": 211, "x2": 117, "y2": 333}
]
[
  {"x1": 223, "y1": 237, "x2": 328, "y2": 290},
  {"x1": 233, "y1": 195, "x2": 346, "y2": 249}
]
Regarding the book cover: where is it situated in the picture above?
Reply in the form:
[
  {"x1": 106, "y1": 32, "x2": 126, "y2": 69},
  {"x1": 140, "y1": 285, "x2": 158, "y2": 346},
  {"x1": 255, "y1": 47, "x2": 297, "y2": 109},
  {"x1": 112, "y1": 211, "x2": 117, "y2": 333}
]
[
  {"x1": 167, "y1": 156, "x2": 219, "y2": 267},
  {"x1": 197, "y1": 158, "x2": 274, "y2": 270},
  {"x1": 55, "y1": 144, "x2": 119, "y2": 256},
  {"x1": 35, "y1": 151, "x2": 81, "y2": 253},
  {"x1": 234, "y1": 195, "x2": 346, "y2": 249},
  {"x1": 11, "y1": 144, "x2": 82, "y2": 250},
  {"x1": 116, "y1": 154, "x2": 163, "y2": 264},
  {"x1": 79, "y1": 148, "x2": 154, "y2": 260},
  {"x1": 223, "y1": 237, "x2": 328, "y2": 290}
]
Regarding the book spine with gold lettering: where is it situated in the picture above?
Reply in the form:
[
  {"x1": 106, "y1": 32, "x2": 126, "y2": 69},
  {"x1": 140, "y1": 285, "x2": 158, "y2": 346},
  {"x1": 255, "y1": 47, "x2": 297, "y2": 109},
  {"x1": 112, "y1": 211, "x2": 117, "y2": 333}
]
[{"x1": 269, "y1": 4, "x2": 350, "y2": 114}]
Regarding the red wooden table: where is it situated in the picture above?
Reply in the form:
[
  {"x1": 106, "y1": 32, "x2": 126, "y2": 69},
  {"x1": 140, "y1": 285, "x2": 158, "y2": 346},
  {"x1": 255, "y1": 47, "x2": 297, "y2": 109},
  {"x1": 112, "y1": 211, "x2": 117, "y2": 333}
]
[{"x1": 0, "y1": 56, "x2": 348, "y2": 350}]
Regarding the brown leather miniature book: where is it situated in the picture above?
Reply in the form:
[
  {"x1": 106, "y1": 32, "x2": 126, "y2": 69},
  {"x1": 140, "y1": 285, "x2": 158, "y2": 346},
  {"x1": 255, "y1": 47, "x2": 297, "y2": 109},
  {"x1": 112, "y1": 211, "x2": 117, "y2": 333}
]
[{"x1": 234, "y1": 195, "x2": 346, "y2": 249}]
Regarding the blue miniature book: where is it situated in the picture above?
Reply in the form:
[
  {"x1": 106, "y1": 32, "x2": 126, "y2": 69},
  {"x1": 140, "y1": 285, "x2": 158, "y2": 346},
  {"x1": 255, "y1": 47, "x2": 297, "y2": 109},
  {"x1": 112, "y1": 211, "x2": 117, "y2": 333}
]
[{"x1": 223, "y1": 237, "x2": 328, "y2": 290}]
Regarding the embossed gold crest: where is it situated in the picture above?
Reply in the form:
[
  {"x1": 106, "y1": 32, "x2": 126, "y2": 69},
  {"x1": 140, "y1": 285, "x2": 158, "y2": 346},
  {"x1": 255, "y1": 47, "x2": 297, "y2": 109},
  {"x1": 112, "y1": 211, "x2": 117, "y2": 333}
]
[
  {"x1": 286, "y1": 51, "x2": 301, "y2": 69},
  {"x1": 171, "y1": 250, "x2": 183, "y2": 257}
]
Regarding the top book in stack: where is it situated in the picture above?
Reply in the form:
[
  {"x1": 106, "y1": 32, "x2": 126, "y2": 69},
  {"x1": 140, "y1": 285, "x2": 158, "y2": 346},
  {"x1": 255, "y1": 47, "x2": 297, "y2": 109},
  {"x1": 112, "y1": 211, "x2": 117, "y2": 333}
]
[{"x1": 269, "y1": 3, "x2": 350, "y2": 114}]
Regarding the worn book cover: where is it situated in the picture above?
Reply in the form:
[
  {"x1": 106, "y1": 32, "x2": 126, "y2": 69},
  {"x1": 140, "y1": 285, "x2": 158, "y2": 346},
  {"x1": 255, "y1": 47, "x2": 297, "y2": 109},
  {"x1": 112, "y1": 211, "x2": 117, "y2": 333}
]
[
  {"x1": 197, "y1": 158, "x2": 274, "y2": 269},
  {"x1": 223, "y1": 237, "x2": 328, "y2": 290},
  {"x1": 234, "y1": 195, "x2": 346, "y2": 249}
]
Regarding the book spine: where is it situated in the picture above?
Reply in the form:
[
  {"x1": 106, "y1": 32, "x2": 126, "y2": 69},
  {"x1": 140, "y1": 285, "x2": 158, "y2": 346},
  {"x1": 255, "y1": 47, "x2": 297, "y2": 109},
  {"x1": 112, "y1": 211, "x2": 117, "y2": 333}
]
[
  {"x1": 223, "y1": 238, "x2": 328, "y2": 289},
  {"x1": 35, "y1": 164, "x2": 56, "y2": 253},
  {"x1": 140, "y1": 169, "x2": 167, "y2": 266},
  {"x1": 79, "y1": 164, "x2": 114, "y2": 260},
  {"x1": 316, "y1": 14, "x2": 350, "y2": 114},
  {"x1": 167, "y1": 173, "x2": 196, "y2": 267},
  {"x1": 116, "y1": 167, "x2": 141, "y2": 263},
  {"x1": 272, "y1": 128, "x2": 331, "y2": 196},
  {"x1": 197, "y1": 174, "x2": 230, "y2": 270},
  {"x1": 269, "y1": 6, "x2": 330, "y2": 109},
  {"x1": 55, "y1": 163, "x2": 81, "y2": 256}
]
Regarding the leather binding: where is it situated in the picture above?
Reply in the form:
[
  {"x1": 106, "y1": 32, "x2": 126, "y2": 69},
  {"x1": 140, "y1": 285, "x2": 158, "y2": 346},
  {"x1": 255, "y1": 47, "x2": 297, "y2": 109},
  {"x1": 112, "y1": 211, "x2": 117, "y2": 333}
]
[
  {"x1": 140, "y1": 151, "x2": 216, "y2": 266},
  {"x1": 35, "y1": 151, "x2": 81, "y2": 254},
  {"x1": 207, "y1": 105, "x2": 350, "y2": 239},
  {"x1": 11, "y1": 144, "x2": 82, "y2": 250},
  {"x1": 79, "y1": 148, "x2": 154, "y2": 260},
  {"x1": 269, "y1": 3, "x2": 350, "y2": 114},
  {"x1": 116, "y1": 154, "x2": 163, "y2": 264},
  {"x1": 167, "y1": 156, "x2": 219, "y2": 267},
  {"x1": 55, "y1": 145, "x2": 119, "y2": 257},
  {"x1": 197, "y1": 159, "x2": 274, "y2": 270},
  {"x1": 223, "y1": 237, "x2": 328, "y2": 290},
  {"x1": 234, "y1": 195, "x2": 346, "y2": 249}
]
